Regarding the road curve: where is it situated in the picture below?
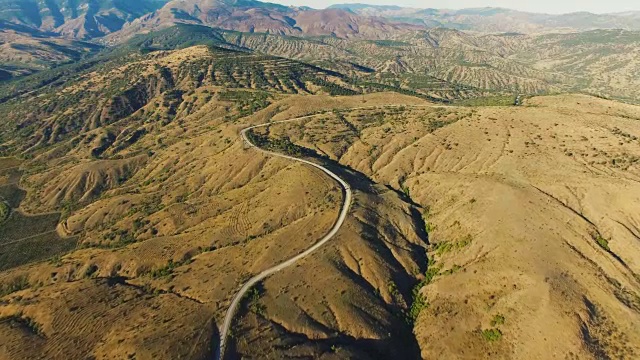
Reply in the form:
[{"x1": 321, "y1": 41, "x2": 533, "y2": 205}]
[{"x1": 215, "y1": 116, "x2": 353, "y2": 360}]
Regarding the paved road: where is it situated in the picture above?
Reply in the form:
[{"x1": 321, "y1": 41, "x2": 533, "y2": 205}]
[{"x1": 215, "y1": 116, "x2": 353, "y2": 360}]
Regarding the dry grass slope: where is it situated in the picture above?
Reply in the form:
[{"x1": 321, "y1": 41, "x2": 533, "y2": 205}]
[
  {"x1": 0, "y1": 39, "x2": 639, "y2": 360},
  {"x1": 246, "y1": 94, "x2": 640, "y2": 359}
]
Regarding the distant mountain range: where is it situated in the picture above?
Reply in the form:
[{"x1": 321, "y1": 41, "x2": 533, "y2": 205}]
[
  {"x1": 0, "y1": 0, "x2": 169, "y2": 39},
  {"x1": 2, "y1": 0, "x2": 639, "y2": 42},
  {"x1": 0, "y1": 0, "x2": 420, "y2": 41},
  {"x1": 328, "y1": 4, "x2": 640, "y2": 33},
  {"x1": 106, "y1": 0, "x2": 420, "y2": 43},
  {"x1": 2, "y1": 0, "x2": 640, "y2": 102}
]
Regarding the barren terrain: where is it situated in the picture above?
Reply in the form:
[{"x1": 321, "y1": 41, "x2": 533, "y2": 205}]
[
  {"x1": 0, "y1": 16, "x2": 638, "y2": 358},
  {"x1": 1, "y1": 79, "x2": 639, "y2": 358},
  {"x1": 239, "y1": 94, "x2": 640, "y2": 359}
]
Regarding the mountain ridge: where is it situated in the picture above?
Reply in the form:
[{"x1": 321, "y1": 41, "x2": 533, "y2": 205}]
[
  {"x1": 105, "y1": 0, "x2": 421, "y2": 43},
  {"x1": 329, "y1": 3, "x2": 640, "y2": 33},
  {"x1": 2, "y1": 0, "x2": 639, "y2": 43},
  {"x1": 0, "y1": 0, "x2": 170, "y2": 39}
]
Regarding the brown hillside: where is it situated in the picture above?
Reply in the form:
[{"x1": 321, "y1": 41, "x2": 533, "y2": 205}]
[
  {"x1": 0, "y1": 36, "x2": 639, "y2": 360},
  {"x1": 246, "y1": 94, "x2": 640, "y2": 359},
  {"x1": 0, "y1": 92, "x2": 433, "y2": 359}
]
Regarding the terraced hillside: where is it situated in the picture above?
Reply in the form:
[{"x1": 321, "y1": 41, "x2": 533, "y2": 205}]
[
  {"x1": 0, "y1": 43, "x2": 359, "y2": 156},
  {"x1": 224, "y1": 27, "x2": 640, "y2": 102},
  {"x1": 220, "y1": 30, "x2": 554, "y2": 95},
  {"x1": 0, "y1": 21, "x2": 103, "y2": 80}
]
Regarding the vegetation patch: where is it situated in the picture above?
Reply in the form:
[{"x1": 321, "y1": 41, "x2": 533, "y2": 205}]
[
  {"x1": 454, "y1": 95, "x2": 517, "y2": 107},
  {"x1": 100, "y1": 229, "x2": 138, "y2": 248},
  {"x1": 129, "y1": 24, "x2": 227, "y2": 52},
  {"x1": 247, "y1": 130, "x2": 317, "y2": 158},
  {"x1": 481, "y1": 328, "x2": 503, "y2": 342},
  {"x1": 433, "y1": 235, "x2": 473, "y2": 256},
  {"x1": 245, "y1": 284, "x2": 267, "y2": 316},
  {"x1": 593, "y1": 233, "x2": 610, "y2": 252},
  {"x1": 387, "y1": 281, "x2": 403, "y2": 305},
  {"x1": 310, "y1": 78, "x2": 358, "y2": 96},
  {"x1": 408, "y1": 287, "x2": 429, "y2": 322},
  {"x1": 0, "y1": 211, "x2": 60, "y2": 245},
  {"x1": 0, "y1": 185, "x2": 26, "y2": 208},
  {"x1": 398, "y1": 175, "x2": 411, "y2": 198},
  {"x1": 491, "y1": 314, "x2": 506, "y2": 326},
  {"x1": 0, "y1": 201, "x2": 9, "y2": 224},
  {"x1": 366, "y1": 40, "x2": 411, "y2": 47},
  {"x1": 407, "y1": 260, "x2": 441, "y2": 323},
  {"x1": 421, "y1": 208, "x2": 436, "y2": 234},
  {"x1": 0, "y1": 313, "x2": 43, "y2": 336},
  {"x1": 149, "y1": 258, "x2": 194, "y2": 279},
  {"x1": 442, "y1": 264, "x2": 462, "y2": 275},
  {"x1": 0, "y1": 233, "x2": 77, "y2": 271},
  {"x1": 0, "y1": 275, "x2": 29, "y2": 297},
  {"x1": 219, "y1": 90, "x2": 272, "y2": 120}
]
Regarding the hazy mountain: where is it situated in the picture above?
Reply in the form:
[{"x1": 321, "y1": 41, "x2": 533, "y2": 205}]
[
  {"x1": 330, "y1": 4, "x2": 640, "y2": 33},
  {"x1": 0, "y1": 0, "x2": 170, "y2": 39},
  {"x1": 0, "y1": 19, "x2": 102, "y2": 80},
  {"x1": 107, "y1": 0, "x2": 420, "y2": 43},
  {"x1": 2, "y1": 0, "x2": 639, "y2": 41},
  {"x1": 328, "y1": 3, "x2": 403, "y2": 12}
]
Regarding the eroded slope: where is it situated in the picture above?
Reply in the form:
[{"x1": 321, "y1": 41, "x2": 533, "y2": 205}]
[{"x1": 251, "y1": 94, "x2": 640, "y2": 359}]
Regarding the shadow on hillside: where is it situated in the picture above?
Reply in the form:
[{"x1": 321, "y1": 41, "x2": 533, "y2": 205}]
[
  {"x1": 225, "y1": 314, "x2": 421, "y2": 360},
  {"x1": 0, "y1": 180, "x2": 78, "y2": 271},
  {"x1": 225, "y1": 145, "x2": 427, "y2": 359},
  {"x1": 207, "y1": 318, "x2": 222, "y2": 360},
  {"x1": 311, "y1": 154, "x2": 430, "y2": 244},
  {"x1": 307, "y1": 148, "x2": 432, "y2": 297}
]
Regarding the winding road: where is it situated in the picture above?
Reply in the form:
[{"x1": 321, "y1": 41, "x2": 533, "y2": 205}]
[{"x1": 215, "y1": 116, "x2": 353, "y2": 360}]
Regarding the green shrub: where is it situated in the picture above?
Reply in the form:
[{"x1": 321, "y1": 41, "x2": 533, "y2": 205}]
[
  {"x1": 407, "y1": 261, "x2": 441, "y2": 323},
  {"x1": 433, "y1": 235, "x2": 473, "y2": 256},
  {"x1": 387, "y1": 281, "x2": 402, "y2": 304},
  {"x1": 150, "y1": 260, "x2": 178, "y2": 278},
  {"x1": 149, "y1": 258, "x2": 194, "y2": 279},
  {"x1": 246, "y1": 286, "x2": 267, "y2": 316},
  {"x1": 84, "y1": 264, "x2": 98, "y2": 278},
  {"x1": 0, "y1": 201, "x2": 9, "y2": 224},
  {"x1": 491, "y1": 314, "x2": 506, "y2": 326},
  {"x1": 442, "y1": 264, "x2": 462, "y2": 275},
  {"x1": 408, "y1": 289, "x2": 428, "y2": 322},
  {"x1": 594, "y1": 234, "x2": 610, "y2": 251},
  {"x1": 49, "y1": 255, "x2": 63, "y2": 267},
  {"x1": 481, "y1": 328, "x2": 503, "y2": 342}
]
